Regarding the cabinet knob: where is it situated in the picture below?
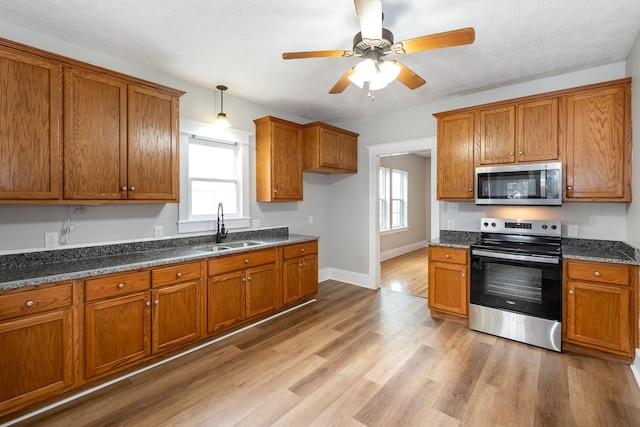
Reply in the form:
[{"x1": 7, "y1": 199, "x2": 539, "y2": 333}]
[
  {"x1": 509, "y1": 152, "x2": 514, "y2": 156},
  {"x1": 461, "y1": 273, "x2": 466, "y2": 278},
  {"x1": 445, "y1": 254, "x2": 450, "y2": 259},
  {"x1": 302, "y1": 262, "x2": 306, "y2": 267},
  {"x1": 594, "y1": 271, "x2": 601, "y2": 277},
  {"x1": 176, "y1": 272, "x2": 183, "y2": 278},
  {"x1": 301, "y1": 248, "x2": 305, "y2": 252},
  {"x1": 468, "y1": 188, "x2": 473, "y2": 192},
  {"x1": 118, "y1": 283, "x2": 125, "y2": 289},
  {"x1": 274, "y1": 189, "x2": 277, "y2": 193},
  {"x1": 299, "y1": 263, "x2": 303, "y2": 267},
  {"x1": 146, "y1": 301, "x2": 151, "y2": 306},
  {"x1": 121, "y1": 186, "x2": 127, "y2": 191},
  {"x1": 130, "y1": 186, "x2": 136, "y2": 191},
  {"x1": 244, "y1": 259, "x2": 249, "y2": 264},
  {"x1": 155, "y1": 300, "x2": 160, "y2": 305},
  {"x1": 567, "y1": 186, "x2": 573, "y2": 191},
  {"x1": 242, "y1": 277, "x2": 246, "y2": 282},
  {"x1": 518, "y1": 151, "x2": 523, "y2": 155},
  {"x1": 569, "y1": 290, "x2": 575, "y2": 295},
  {"x1": 25, "y1": 300, "x2": 34, "y2": 307},
  {"x1": 247, "y1": 276, "x2": 251, "y2": 281}
]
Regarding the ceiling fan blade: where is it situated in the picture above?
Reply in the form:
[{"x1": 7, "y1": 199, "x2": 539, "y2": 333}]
[
  {"x1": 283, "y1": 50, "x2": 352, "y2": 60},
  {"x1": 329, "y1": 67, "x2": 356, "y2": 94},
  {"x1": 393, "y1": 61, "x2": 426, "y2": 89},
  {"x1": 394, "y1": 27, "x2": 475, "y2": 54},
  {"x1": 354, "y1": 0, "x2": 382, "y2": 40}
]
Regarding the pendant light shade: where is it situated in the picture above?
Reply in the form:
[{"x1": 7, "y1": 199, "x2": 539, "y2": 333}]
[{"x1": 214, "y1": 85, "x2": 232, "y2": 128}]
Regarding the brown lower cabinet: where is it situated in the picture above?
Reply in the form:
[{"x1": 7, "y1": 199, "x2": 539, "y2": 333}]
[
  {"x1": 0, "y1": 283, "x2": 74, "y2": 416},
  {"x1": 0, "y1": 241, "x2": 318, "y2": 418},
  {"x1": 427, "y1": 246, "x2": 469, "y2": 317}
]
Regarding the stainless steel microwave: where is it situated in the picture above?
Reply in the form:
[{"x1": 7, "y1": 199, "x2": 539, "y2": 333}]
[{"x1": 475, "y1": 162, "x2": 562, "y2": 205}]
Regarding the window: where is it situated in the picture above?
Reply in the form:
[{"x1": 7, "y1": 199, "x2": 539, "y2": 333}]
[
  {"x1": 379, "y1": 167, "x2": 408, "y2": 232},
  {"x1": 178, "y1": 123, "x2": 251, "y2": 234}
]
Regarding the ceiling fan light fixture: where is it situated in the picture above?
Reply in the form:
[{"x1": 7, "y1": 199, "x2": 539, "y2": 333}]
[
  {"x1": 348, "y1": 58, "x2": 400, "y2": 91},
  {"x1": 214, "y1": 85, "x2": 232, "y2": 128}
]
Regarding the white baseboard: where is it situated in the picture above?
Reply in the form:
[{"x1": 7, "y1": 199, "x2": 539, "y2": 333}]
[
  {"x1": 380, "y1": 241, "x2": 426, "y2": 262},
  {"x1": 321, "y1": 267, "x2": 375, "y2": 289},
  {"x1": 632, "y1": 349, "x2": 640, "y2": 388}
]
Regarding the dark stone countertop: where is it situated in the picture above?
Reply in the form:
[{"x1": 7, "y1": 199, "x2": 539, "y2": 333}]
[
  {"x1": 0, "y1": 228, "x2": 318, "y2": 291},
  {"x1": 426, "y1": 231, "x2": 640, "y2": 266}
]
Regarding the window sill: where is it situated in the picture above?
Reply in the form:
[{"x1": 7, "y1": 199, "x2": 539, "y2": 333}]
[
  {"x1": 178, "y1": 217, "x2": 251, "y2": 234},
  {"x1": 380, "y1": 226, "x2": 409, "y2": 236}
]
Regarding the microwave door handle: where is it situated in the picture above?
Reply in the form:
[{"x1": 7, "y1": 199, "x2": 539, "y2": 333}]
[{"x1": 540, "y1": 171, "x2": 546, "y2": 198}]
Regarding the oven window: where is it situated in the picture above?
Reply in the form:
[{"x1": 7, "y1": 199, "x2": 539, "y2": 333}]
[{"x1": 484, "y1": 264, "x2": 542, "y2": 304}]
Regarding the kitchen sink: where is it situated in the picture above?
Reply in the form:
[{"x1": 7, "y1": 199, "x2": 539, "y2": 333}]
[
  {"x1": 194, "y1": 245, "x2": 232, "y2": 252},
  {"x1": 225, "y1": 240, "x2": 265, "y2": 248}
]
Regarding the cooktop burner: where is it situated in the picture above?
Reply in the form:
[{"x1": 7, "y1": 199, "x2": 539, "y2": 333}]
[{"x1": 472, "y1": 218, "x2": 562, "y2": 257}]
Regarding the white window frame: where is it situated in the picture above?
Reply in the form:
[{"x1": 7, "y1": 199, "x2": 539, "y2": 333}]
[
  {"x1": 379, "y1": 166, "x2": 408, "y2": 234},
  {"x1": 178, "y1": 118, "x2": 252, "y2": 234}
]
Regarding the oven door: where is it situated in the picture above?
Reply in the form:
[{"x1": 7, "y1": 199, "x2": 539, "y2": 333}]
[{"x1": 470, "y1": 249, "x2": 562, "y2": 321}]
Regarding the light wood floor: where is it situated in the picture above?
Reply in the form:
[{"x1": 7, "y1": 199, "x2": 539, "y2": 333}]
[
  {"x1": 380, "y1": 247, "x2": 428, "y2": 298},
  {"x1": 9, "y1": 280, "x2": 640, "y2": 427}
]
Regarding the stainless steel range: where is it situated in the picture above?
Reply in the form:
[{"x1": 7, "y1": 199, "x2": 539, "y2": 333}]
[{"x1": 469, "y1": 218, "x2": 562, "y2": 351}]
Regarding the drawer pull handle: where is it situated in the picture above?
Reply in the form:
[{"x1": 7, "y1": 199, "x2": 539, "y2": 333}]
[
  {"x1": 176, "y1": 272, "x2": 183, "y2": 278},
  {"x1": 245, "y1": 259, "x2": 249, "y2": 264},
  {"x1": 25, "y1": 300, "x2": 34, "y2": 307},
  {"x1": 445, "y1": 254, "x2": 450, "y2": 259},
  {"x1": 569, "y1": 290, "x2": 575, "y2": 295},
  {"x1": 594, "y1": 271, "x2": 601, "y2": 277},
  {"x1": 118, "y1": 283, "x2": 125, "y2": 289}
]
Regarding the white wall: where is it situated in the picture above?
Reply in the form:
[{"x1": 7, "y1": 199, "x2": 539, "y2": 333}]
[
  {"x1": 626, "y1": 31, "x2": 640, "y2": 248},
  {"x1": 379, "y1": 154, "x2": 428, "y2": 256}
]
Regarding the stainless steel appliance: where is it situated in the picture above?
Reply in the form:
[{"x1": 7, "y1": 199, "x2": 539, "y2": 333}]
[
  {"x1": 469, "y1": 218, "x2": 562, "y2": 351},
  {"x1": 475, "y1": 162, "x2": 562, "y2": 205}
]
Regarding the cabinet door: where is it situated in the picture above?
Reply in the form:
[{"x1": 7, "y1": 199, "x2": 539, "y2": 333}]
[
  {"x1": 478, "y1": 106, "x2": 516, "y2": 165},
  {"x1": 300, "y1": 254, "x2": 319, "y2": 298},
  {"x1": 428, "y1": 261, "x2": 468, "y2": 317},
  {"x1": 85, "y1": 292, "x2": 152, "y2": 379},
  {"x1": 63, "y1": 67, "x2": 127, "y2": 200},
  {"x1": 0, "y1": 310, "x2": 73, "y2": 413},
  {"x1": 271, "y1": 120, "x2": 303, "y2": 200},
  {"x1": 245, "y1": 264, "x2": 277, "y2": 318},
  {"x1": 317, "y1": 127, "x2": 342, "y2": 169},
  {"x1": 565, "y1": 280, "x2": 631, "y2": 354},
  {"x1": 340, "y1": 133, "x2": 358, "y2": 172},
  {"x1": 0, "y1": 47, "x2": 61, "y2": 200},
  {"x1": 436, "y1": 112, "x2": 475, "y2": 199},
  {"x1": 283, "y1": 258, "x2": 302, "y2": 305},
  {"x1": 565, "y1": 84, "x2": 629, "y2": 200},
  {"x1": 152, "y1": 281, "x2": 201, "y2": 354},
  {"x1": 516, "y1": 98, "x2": 559, "y2": 162},
  {"x1": 127, "y1": 85, "x2": 179, "y2": 201},
  {"x1": 207, "y1": 271, "x2": 245, "y2": 333}
]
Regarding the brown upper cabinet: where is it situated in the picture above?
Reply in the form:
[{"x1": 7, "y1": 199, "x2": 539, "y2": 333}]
[
  {"x1": 254, "y1": 116, "x2": 304, "y2": 202},
  {"x1": 563, "y1": 82, "x2": 631, "y2": 201},
  {"x1": 435, "y1": 78, "x2": 631, "y2": 202},
  {"x1": 0, "y1": 38, "x2": 184, "y2": 204},
  {"x1": 478, "y1": 98, "x2": 559, "y2": 165},
  {"x1": 302, "y1": 122, "x2": 358, "y2": 173},
  {"x1": 0, "y1": 45, "x2": 62, "y2": 201}
]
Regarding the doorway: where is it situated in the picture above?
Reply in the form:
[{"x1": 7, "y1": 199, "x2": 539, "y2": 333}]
[{"x1": 366, "y1": 137, "x2": 439, "y2": 291}]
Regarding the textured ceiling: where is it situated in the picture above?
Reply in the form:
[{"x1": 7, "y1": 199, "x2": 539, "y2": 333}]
[{"x1": 1, "y1": 0, "x2": 639, "y2": 122}]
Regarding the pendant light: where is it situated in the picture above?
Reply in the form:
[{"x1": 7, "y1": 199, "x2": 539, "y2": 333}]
[{"x1": 214, "y1": 85, "x2": 232, "y2": 128}]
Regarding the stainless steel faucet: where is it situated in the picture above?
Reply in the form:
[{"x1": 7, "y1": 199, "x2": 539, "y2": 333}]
[{"x1": 216, "y1": 202, "x2": 228, "y2": 243}]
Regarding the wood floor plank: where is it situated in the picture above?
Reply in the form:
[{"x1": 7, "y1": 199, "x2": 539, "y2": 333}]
[{"x1": 6, "y1": 280, "x2": 640, "y2": 427}]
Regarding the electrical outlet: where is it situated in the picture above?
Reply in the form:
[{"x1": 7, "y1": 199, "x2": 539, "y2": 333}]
[
  {"x1": 154, "y1": 226, "x2": 163, "y2": 239},
  {"x1": 45, "y1": 232, "x2": 59, "y2": 248},
  {"x1": 309, "y1": 215, "x2": 313, "y2": 224},
  {"x1": 568, "y1": 225, "x2": 578, "y2": 237},
  {"x1": 253, "y1": 219, "x2": 261, "y2": 228},
  {"x1": 447, "y1": 219, "x2": 455, "y2": 230}
]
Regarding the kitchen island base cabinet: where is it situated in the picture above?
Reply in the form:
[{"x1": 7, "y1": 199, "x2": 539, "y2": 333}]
[
  {"x1": 427, "y1": 247, "x2": 469, "y2": 318},
  {"x1": 0, "y1": 283, "x2": 74, "y2": 417}
]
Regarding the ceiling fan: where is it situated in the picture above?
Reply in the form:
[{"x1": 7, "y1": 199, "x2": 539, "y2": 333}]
[{"x1": 282, "y1": 0, "x2": 475, "y2": 95}]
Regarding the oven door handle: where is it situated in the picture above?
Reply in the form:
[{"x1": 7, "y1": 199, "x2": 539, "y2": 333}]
[{"x1": 471, "y1": 249, "x2": 560, "y2": 265}]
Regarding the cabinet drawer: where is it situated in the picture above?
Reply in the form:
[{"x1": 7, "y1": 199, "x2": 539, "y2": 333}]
[
  {"x1": 85, "y1": 271, "x2": 150, "y2": 302},
  {"x1": 152, "y1": 261, "x2": 201, "y2": 288},
  {"x1": 566, "y1": 261, "x2": 631, "y2": 286},
  {"x1": 428, "y1": 247, "x2": 468, "y2": 265},
  {"x1": 0, "y1": 283, "x2": 72, "y2": 321},
  {"x1": 283, "y1": 241, "x2": 318, "y2": 260},
  {"x1": 208, "y1": 248, "x2": 277, "y2": 277}
]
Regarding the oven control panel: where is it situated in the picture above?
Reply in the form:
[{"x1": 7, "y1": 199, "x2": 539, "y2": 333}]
[{"x1": 480, "y1": 217, "x2": 561, "y2": 237}]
